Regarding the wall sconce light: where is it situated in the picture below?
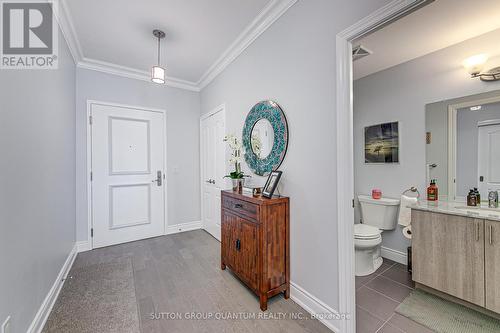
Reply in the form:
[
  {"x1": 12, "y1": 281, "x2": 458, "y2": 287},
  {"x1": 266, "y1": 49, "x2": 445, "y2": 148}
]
[{"x1": 463, "y1": 54, "x2": 500, "y2": 81}]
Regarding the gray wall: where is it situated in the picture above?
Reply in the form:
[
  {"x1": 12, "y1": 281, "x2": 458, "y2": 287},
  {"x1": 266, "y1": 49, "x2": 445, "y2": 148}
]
[
  {"x1": 354, "y1": 29, "x2": 500, "y2": 254},
  {"x1": 76, "y1": 68, "x2": 201, "y2": 242},
  {"x1": 457, "y1": 103, "x2": 500, "y2": 196},
  {"x1": 201, "y1": 0, "x2": 391, "y2": 312},
  {"x1": 0, "y1": 28, "x2": 76, "y2": 332}
]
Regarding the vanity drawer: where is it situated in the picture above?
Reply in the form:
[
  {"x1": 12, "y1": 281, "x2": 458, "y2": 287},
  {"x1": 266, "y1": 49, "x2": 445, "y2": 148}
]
[{"x1": 223, "y1": 196, "x2": 259, "y2": 221}]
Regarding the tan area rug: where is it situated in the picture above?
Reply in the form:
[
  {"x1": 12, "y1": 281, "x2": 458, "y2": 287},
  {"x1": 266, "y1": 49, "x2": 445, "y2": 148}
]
[
  {"x1": 396, "y1": 289, "x2": 500, "y2": 333},
  {"x1": 42, "y1": 258, "x2": 139, "y2": 333}
]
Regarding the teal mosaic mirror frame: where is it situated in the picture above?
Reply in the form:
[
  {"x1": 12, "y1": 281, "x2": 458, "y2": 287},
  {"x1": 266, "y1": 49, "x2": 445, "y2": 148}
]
[{"x1": 242, "y1": 100, "x2": 289, "y2": 176}]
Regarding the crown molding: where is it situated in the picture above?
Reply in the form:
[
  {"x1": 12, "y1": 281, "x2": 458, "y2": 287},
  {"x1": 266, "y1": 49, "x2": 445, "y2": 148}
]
[
  {"x1": 52, "y1": 0, "x2": 297, "y2": 92},
  {"x1": 51, "y1": 0, "x2": 84, "y2": 63},
  {"x1": 77, "y1": 57, "x2": 200, "y2": 91},
  {"x1": 337, "y1": 0, "x2": 432, "y2": 39},
  {"x1": 197, "y1": 0, "x2": 298, "y2": 89}
]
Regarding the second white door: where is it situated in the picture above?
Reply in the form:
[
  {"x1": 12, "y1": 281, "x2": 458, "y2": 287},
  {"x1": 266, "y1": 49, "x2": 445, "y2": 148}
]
[
  {"x1": 201, "y1": 109, "x2": 225, "y2": 240},
  {"x1": 91, "y1": 103, "x2": 166, "y2": 248},
  {"x1": 478, "y1": 121, "x2": 500, "y2": 196}
]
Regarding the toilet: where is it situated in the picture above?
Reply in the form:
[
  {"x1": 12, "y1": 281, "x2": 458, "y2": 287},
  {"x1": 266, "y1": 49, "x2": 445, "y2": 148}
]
[{"x1": 355, "y1": 195, "x2": 400, "y2": 276}]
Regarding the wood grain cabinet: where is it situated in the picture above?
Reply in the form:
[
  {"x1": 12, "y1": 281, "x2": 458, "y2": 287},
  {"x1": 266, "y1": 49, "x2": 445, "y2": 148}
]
[
  {"x1": 412, "y1": 210, "x2": 484, "y2": 306},
  {"x1": 412, "y1": 209, "x2": 500, "y2": 314},
  {"x1": 221, "y1": 190, "x2": 289, "y2": 311},
  {"x1": 485, "y1": 220, "x2": 500, "y2": 313}
]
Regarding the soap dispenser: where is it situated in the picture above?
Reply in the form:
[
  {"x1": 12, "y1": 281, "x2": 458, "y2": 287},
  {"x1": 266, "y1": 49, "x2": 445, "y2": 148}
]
[{"x1": 427, "y1": 179, "x2": 438, "y2": 201}]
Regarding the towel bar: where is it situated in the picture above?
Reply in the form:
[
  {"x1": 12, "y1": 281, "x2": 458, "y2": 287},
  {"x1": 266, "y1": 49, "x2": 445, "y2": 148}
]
[{"x1": 402, "y1": 187, "x2": 420, "y2": 198}]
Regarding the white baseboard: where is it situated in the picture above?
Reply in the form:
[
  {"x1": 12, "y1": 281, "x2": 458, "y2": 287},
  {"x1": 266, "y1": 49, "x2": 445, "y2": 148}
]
[
  {"x1": 381, "y1": 246, "x2": 407, "y2": 265},
  {"x1": 290, "y1": 282, "x2": 341, "y2": 332},
  {"x1": 76, "y1": 240, "x2": 91, "y2": 253},
  {"x1": 166, "y1": 221, "x2": 202, "y2": 235},
  {"x1": 27, "y1": 244, "x2": 77, "y2": 333}
]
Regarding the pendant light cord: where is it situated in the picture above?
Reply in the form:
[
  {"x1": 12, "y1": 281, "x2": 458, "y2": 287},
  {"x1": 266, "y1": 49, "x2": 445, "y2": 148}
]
[{"x1": 157, "y1": 36, "x2": 161, "y2": 66}]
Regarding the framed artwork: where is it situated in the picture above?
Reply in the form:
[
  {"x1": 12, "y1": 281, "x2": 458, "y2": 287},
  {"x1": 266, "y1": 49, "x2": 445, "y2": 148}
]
[
  {"x1": 365, "y1": 121, "x2": 399, "y2": 163},
  {"x1": 262, "y1": 171, "x2": 282, "y2": 198}
]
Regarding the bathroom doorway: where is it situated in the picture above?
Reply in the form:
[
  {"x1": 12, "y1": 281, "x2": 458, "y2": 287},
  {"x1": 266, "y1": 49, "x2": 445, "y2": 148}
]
[{"x1": 346, "y1": 1, "x2": 500, "y2": 332}]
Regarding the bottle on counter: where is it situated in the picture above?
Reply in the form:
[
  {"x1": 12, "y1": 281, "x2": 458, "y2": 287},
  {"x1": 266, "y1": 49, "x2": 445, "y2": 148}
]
[
  {"x1": 427, "y1": 179, "x2": 438, "y2": 201},
  {"x1": 488, "y1": 190, "x2": 499, "y2": 208},
  {"x1": 467, "y1": 189, "x2": 478, "y2": 207},
  {"x1": 473, "y1": 188, "x2": 481, "y2": 204}
]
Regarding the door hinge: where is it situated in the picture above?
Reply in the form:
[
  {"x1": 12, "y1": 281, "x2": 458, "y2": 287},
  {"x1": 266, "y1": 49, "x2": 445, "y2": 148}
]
[
  {"x1": 91, "y1": 228, "x2": 94, "y2": 237},
  {"x1": 89, "y1": 115, "x2": 93, "y2": 125},
  {"x1": 90, "y1": 171, "x2": 93, "y2": 181},
  {"x1": 352, "y1": 199, "x2": 355, "y2": 208}
]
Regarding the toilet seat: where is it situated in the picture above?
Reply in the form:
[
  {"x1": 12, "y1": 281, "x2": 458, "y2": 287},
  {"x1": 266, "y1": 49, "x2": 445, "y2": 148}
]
[{"x1": 354, "y1": 224, "x2": 381, "y2": 240}]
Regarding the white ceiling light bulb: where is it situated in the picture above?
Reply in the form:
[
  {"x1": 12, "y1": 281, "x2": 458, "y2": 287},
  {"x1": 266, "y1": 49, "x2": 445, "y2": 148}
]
[
  {"x1": 463, "y1": 54, "x2": 489, "y2": 77},
  {"x1": 151, "y1": 29, "x2": 166, "y2": 84}
]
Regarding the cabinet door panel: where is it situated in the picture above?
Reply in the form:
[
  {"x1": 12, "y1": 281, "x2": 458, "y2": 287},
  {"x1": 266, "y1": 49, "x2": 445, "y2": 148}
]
[
  {"x1": 412, "y1": 210, "x2": 484, "y2": 306},
  {"x1": 221, "y1": 211, "x2": 239, "y2": 271},
  {"x1": 238, "y1": 217, "x2": 259, "y2": 291},
  {"x1": 485, "y1": 220, "x2": 500, "y2": 313}
]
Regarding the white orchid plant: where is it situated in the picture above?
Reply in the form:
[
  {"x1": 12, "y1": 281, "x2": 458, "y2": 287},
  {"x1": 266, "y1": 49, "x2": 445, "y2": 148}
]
[{"x1": 224, "y1": 134, "x2": 250, "y2": 179}]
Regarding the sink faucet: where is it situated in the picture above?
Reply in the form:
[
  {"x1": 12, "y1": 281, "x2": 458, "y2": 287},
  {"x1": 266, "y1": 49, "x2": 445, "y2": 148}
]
[{"x1": 489, "y1": 190, "x2": 499, "y2": 208}]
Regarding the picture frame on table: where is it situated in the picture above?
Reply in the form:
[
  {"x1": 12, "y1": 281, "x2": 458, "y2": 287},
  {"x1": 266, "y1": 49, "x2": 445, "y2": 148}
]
[{"x1": 262, "y1": 170, "x2": 282, "y2": 198}]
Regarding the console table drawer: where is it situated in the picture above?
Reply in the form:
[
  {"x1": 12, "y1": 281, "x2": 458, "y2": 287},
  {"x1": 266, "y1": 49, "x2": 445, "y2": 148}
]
[{"x1": 222, "y1": 196, "x2": 259, "y2": 221}]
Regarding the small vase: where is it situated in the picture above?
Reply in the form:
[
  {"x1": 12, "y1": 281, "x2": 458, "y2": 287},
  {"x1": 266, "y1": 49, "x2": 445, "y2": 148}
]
[{"x1": 232, "y1": 178, "x2": 245, "y2": 193}]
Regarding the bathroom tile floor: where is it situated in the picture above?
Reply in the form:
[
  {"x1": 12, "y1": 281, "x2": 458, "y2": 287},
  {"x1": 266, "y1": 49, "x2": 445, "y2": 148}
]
[{"x1": 355, "y1": 259, "x2": 435, "y2": 333}]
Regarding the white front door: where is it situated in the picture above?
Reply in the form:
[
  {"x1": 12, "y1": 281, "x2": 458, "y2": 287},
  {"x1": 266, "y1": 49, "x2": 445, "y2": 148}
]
[
  {"x1": 91, "y1": 103, "x2": 165, "y2": 248},
  {"x1": 201, "y1": 109, "x2": 225, "y2": 240},
  {"x1": 478, "y1": 121, "x2": 500, "y2": 196}
]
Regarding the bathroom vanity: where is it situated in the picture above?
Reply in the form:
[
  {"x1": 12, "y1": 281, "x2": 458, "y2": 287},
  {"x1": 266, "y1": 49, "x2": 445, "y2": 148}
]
[{"x1": 411, "y1": 203, "x2": 500, "y2": 315}]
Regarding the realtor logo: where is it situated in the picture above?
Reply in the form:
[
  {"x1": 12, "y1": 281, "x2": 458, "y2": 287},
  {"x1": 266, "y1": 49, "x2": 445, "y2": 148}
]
[{"x1": 1, "y1": 0, "x2": 58, "y2": 69}]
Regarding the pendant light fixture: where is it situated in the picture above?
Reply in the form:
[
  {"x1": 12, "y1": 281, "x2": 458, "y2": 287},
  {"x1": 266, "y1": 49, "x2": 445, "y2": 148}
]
[{"x1": 151, "y1": 29, "x2": 166, "y2": 84}]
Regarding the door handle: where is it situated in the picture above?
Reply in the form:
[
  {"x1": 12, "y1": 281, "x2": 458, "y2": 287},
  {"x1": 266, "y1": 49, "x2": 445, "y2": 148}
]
[
  {"x1": 236, "y1": 239, "x2": 241, "y2": 251},
  {"x1": 234, "y1": 203, "x2": 243, "y2": 209},
  {"x1": 152, "y1": 170, "x2": 162, "y2": 186},
  {"x1": 206, "y1": 180, "x2": 211, "y2": 183}
]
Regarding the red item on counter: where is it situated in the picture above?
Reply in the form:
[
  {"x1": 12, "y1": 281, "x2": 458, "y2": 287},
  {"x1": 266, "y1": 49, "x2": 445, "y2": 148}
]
[{"x1": 372, "y1": 189, "x2": 382, "y2": 199}]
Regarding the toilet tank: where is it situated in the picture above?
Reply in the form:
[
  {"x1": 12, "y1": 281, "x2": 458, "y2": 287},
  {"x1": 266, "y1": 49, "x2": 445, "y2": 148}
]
[{"x1": 358, "y1": 195, "x2": 400, "y2": 230}]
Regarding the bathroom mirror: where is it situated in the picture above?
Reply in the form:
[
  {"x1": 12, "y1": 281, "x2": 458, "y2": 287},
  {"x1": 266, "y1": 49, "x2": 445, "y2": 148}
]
[
  {"x1": 242, "y1": 100, "x2": 288, "y2": 176},
  {"x1": 425, "y1": 90, "x2": 500, "y2": 201},
  {"x1": 251, "y1": 119, "x2": 275, "y2": 159}
]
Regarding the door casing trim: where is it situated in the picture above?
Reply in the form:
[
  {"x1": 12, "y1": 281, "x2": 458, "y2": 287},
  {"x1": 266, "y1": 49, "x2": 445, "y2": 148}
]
[
  {"x1": 447, "y1": 95, "x2": 500, "y2": 201},
  {"x1": 336, "y1": 1, "x2": 432, "y2": 332}
]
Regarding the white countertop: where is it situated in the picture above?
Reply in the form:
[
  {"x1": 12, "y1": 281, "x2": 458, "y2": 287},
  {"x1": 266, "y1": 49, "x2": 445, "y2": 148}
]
[{"x1": 410, "y1": 200, "x2": 500, "y2": 222}]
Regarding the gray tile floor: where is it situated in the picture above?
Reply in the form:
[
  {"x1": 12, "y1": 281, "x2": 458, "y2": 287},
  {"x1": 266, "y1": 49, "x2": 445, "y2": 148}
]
[
  {"x1": 44, "y1": 229, "x2": 434, "y2": 333},
  {"x1": 355, "y1": 259, "x2": 434, "y2": 333}
]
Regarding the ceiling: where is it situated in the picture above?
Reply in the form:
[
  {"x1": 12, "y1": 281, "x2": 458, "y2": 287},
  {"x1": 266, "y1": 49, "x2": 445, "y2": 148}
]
[
  {"x1": 353, "y1": 0, "x2": 500, "y2": 80},
  {"x1": 65, "y1": 0, "x2": 279, "y2": 87}
]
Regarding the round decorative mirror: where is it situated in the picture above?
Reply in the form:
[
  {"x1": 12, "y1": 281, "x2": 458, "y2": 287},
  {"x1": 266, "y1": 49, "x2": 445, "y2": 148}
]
[{"x1": 242, "y1": 101, "x2": 288, "y2": 176}]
